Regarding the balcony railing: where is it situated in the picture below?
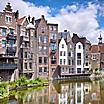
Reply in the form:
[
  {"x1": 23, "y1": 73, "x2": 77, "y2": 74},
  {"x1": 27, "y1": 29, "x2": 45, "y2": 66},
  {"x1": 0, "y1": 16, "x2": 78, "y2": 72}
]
[
  {"x1": 51, "y1": 49, "x2": 56, "y2": 54},
  {"x1": 6, "y1": 35, "x2": 16, "y2": 40},
  {"x1": 7, "y1": 47, "x2": 16, "y2": 53},
  {"x1": 50, "y1": 39, "x2": 56, "y2": 43},
  {"x1": 0, "y1": 63, "x2": 17, "y2": 70},
  {"x1": 21, "y1": 36, "x2": 29, "y2": 42}
]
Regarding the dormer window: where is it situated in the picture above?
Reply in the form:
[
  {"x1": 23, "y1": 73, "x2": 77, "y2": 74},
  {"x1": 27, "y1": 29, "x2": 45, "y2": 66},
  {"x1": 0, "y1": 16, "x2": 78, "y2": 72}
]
[{"x1": 5, "y1": 16, "x2": 12, "y2": 23}]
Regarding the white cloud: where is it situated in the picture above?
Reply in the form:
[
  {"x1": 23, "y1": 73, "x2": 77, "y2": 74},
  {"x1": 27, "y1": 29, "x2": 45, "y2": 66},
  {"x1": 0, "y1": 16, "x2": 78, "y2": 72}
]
[
  {"x1": 0, "y1": 0, "x2": 51, "y2": 18},
  {"x1": 0, "y1": 0, "x2": 104, "y2": 43},
  {"x1": 48, "y1": 2, "x2": 102, "y2": 44}
]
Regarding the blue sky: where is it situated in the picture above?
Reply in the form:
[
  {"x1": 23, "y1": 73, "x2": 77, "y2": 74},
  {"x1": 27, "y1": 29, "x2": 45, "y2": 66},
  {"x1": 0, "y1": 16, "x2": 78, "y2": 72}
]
[
  {"x1": 1, "y1": 0, "x2": 104, "y2": 43},
  {"x1": 23, "y1": 0, "x2": 104, "y2": 28}
]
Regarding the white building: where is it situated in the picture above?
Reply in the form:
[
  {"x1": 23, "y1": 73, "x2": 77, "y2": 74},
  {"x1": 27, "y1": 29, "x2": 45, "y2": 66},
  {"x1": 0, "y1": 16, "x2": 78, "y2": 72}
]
[
  {"x1": 75, "y1": 42, "x2": 84, "y2": 74},
  {"x1": 59, "y1": 38, "x2": 68, "y2": 65}
]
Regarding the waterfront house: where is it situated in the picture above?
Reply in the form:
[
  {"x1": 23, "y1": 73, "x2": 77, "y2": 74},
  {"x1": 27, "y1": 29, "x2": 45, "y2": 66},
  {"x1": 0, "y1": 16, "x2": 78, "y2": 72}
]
[
  {"x1": 17, "y1": 16, "x2": 36, "y2": 78},
  {"x1": 0, "y1": 3, "x2": 18, "y2": 81},
  {"x1": 89, "y1": 35, "x2": 104, "y2": 73}
]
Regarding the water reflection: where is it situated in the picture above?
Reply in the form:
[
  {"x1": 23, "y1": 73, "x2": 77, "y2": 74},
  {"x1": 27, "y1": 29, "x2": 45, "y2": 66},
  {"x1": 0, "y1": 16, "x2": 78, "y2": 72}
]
[{"x1": 2, "y1": 79, "x2": 104, "y2": 104}]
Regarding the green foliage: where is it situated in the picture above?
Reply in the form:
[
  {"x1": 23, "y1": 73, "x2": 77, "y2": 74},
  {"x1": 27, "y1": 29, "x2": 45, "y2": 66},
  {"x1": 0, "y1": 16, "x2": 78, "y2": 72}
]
[
  {"x1": 0, "y1": 82, "x2": 9, "y2": 98},
  {"x1": 17, "y1": 75, "x2": 28, "y2": 86},
  {"x1": 0, "y1": 76, "x2": 48, "y2": 99}
]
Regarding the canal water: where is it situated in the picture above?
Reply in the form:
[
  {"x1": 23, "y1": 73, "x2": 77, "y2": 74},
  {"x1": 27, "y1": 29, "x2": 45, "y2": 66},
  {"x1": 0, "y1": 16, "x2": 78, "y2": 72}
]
[{"x1": 1, "y1": 78, "x2": 104, "y2": 104}]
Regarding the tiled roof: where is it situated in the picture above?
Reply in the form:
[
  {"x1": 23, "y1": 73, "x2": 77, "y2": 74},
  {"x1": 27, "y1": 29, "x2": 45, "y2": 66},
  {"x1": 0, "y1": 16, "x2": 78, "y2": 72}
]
[
  {"x1": 17, "y1": 16, "x2": 26, "y2": 25},
  {"x1": 90, "y1": 44, "x2": 104, "y2": 53},
  {"x1": 90, "y1": 45, "x2": 99, "y2": 53}
]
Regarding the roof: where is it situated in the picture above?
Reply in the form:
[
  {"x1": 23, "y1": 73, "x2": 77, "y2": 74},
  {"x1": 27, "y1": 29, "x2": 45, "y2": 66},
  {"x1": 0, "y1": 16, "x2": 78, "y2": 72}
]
[
  {"x1": 90, "y1": 44, "x2": 104, "y2": 53},
  {"x1": 17, "y1": 16, "x2": 26, "y2": 25},
  {"x1": 35, "y1": 19, "x2": 41, "y2": 29},
  {"x1": 72, "y1": 33, "x2": 91, "y2": 45},
  {"x1": 47, "y1": 23, "x2": 58, "y2": 26}
]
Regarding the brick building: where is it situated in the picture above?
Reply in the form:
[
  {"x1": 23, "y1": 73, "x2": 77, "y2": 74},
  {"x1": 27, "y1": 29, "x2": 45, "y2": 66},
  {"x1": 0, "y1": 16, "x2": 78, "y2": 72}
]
[
  {"x1": 89, "y1": 35, "x2": 104, "y2": 73},
  {"x1": 0, "y1": 3, "x2": 18, "y2": 81}
]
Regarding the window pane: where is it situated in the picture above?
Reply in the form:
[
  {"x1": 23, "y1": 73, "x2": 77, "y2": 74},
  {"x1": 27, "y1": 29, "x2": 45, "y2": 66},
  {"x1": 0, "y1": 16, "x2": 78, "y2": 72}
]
[{"x1": 2, "y1": 28, "x2": 6, "y2": 36}]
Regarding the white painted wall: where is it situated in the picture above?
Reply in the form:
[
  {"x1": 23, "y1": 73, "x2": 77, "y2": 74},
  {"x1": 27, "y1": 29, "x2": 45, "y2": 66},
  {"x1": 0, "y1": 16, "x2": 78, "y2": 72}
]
[
  {"x1": 59, "y1": 38, "x2": 68, "y2": 65},
  {"x1": 75, "y1": 42, "x2": 84, "y2": 73}
]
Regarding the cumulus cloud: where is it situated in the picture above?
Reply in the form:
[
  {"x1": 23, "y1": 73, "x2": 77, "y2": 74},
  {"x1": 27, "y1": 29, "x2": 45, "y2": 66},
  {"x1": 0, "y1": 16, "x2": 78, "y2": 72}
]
[
  {"x1": 0, "y1": 0, "x2": 104, "y2": 43},
  {"x1": 0, "y1": 0, "x2": 51, "y2": 18},
  {"x1": 48, "y1": 2, "x2": 103, "y2": 43}
]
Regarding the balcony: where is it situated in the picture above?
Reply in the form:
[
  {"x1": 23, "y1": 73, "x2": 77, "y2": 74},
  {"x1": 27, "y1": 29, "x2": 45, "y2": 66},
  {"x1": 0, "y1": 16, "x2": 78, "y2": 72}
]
[
  {"x1": 7, "y1": 47, "x2": 16, "y2": 53},
  {"x1": 21, "y1": 36, "x2": 29, "y2": 42},
  {"x1": 50, "y1": 39, "x2": 56, "y2": 43},
  {"x1": 6, "y1": 35, "x2": 16, "y2": 40},
  {"x1": 0, "y1": 63, "x2": 17, "y2": 70},
  {"x1": 51, "y1": 49, "x2": 56, "y2": 54}
]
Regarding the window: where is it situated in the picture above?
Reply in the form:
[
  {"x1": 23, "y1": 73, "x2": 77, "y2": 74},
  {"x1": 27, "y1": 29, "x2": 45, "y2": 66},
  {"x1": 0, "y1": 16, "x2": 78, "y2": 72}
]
[
  {"x1": 43, "y1": 46, "x2": 47, "y2": 50},
  {"x1": 62, "y1": 44, "x2": 64, "y2": 48},
  {"x1": 51, "y1": 43, "x2": 57, "y2": 50},
  {"x1": 10, "y1": 29, "x2": 14, "y2": 35},
  {"x1": 68, "y1": 60, "x2": 71, "y2": 65},
  {"x1": 92, "y1": 54, "x2": 96, "y2": 60},
  {"x1": 41, "y1": 27, "x2": 45, "y2": 33},
  {"x1": 77, "y1": 68, "x2": 81, "y2": 73},
  {"x1": 63, "y1": 59, "x2": 66, "y2": 64},
  {"x1": 77, "y1": 53, "x2": 81, "y2": 59},
  {"x1": 70, "y1": 45, "x2": 72, "y2": 48},
  {"x1": 62, "y1": 68, "x2": 64, "y2": 73},
  {"x1": 77, "y1": 53, "x2": 81, "y2": 65},
  {"x1": 38, "y1": 36, "x2": 42, "y2": 42},
  {"x1": 53, "y1": 26, "x2": 57, "y2": 31},
  {"x1": 86, "y1": 55, "x2": 88, "y2": 59},
  {"x1": 60, "y1": 51, "x2": 62, "y2": 56},
  {"x1": 78, "y1": 45, "x2": 81, "y2": 49},
  {"x1": 5, "y1": 16, "x2": 12, "y2": 23},
  {"x1": 44, "y1": 57, "x2": 47, "y2": 64},
  {"x1": 60, "y1": 59, "x2": 62, "y2": 64},
  {"x1": 24, "y1": 63, "x2": 27, "y2": 69},
  {"x1": 77, "y1": 60, "x2": 81, "y2": 65},
  {"x1": 50, "y1": 33, "x2": 56, "y2": 40},
  {"x1": 2, "y1": 40, "x2": 6, "y2": 48},
  {"x1": 44, "y1": 67, "x2": 47, "y2": 72},
  {"x1": 24, "y1": 52, "x2": 27, "y2": 58},
  {"x1": 64, "y1": 51, "x2": 66, "y2": 56},
  {"x1": 39, "y1": 46, "x2": 42, "y2": 51},
  {"x1": 29, "y1": 63, "x2": 32, "y2": 69},
  {"x1": 2, "y1": 28, "x2": 6, "y2": 36},
  {"x1": 85, "y1": 62, "x2": 88, "y2": 66},
  {"x1": 43, "y1": 36, "x2": 48, "y2": 43},
  {"x1": 68, "y1": 52, "x2": 71, "y2": 56},
  {"x1": 39, "y1": 57, "x2": 42, "y2": 64},
  {"x1": 72, "y1": 60, "x2": 74, "y2": 65},
  {"x1": 52, "y1": 68, "x2": 55, "y2": 72},
  {"x1": 39, "y1": 67, "x2": 42, "y2": 72},
  {"x1": 51, "y1": 56, "x2": 56, "y2": 64},
  {"x1": 49, "y1": 26, "x2": 53, "y2": 31}
]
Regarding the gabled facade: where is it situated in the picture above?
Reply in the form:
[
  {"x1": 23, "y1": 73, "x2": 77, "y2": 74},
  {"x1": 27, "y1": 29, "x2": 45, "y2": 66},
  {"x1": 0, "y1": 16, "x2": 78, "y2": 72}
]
[
  {"x1": 58, "y1": 30, "x2": 75, "y2": 77},
  {"x1": 89, "y1": 38, "x2": 104, "y2": 73},
  {"x1": 75, "y1": 42, "x2": 84, "y2": 73},
  {"x1": 17, "y1": 16, "x2": 36, "y2": 78},
  {"x1": 35, "y1": 15, "x2": 49, "y2": 78},
  {"x1": 59, "y1": 38, "x2": 68, "y2": 65},
  {"x1": 48, "y1": 23, "x2": 58, "y2": 80},
  {"x1": 72, "y1": 33, "x2": 91, "y2": 75},
  {"x1": 0, "y1": 3, "x2": 18, "y2": 81}
]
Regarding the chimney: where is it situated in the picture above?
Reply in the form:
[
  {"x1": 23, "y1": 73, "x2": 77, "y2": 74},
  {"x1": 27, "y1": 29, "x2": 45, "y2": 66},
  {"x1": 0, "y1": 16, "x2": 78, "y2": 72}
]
[{"x1": 64, "y1": 30, "x2": 67, "y2": 32}]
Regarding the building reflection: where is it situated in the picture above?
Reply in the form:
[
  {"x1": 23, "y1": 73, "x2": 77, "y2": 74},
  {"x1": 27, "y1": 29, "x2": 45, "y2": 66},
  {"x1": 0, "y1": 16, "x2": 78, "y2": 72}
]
[{"x1": 8, "y1": 79, "x2": 104, "y2": 104}]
